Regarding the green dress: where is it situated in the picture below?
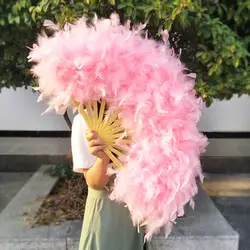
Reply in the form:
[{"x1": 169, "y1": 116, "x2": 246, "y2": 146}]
[{"x1": 79, "y1": 187, "x2": 151, "y2": 250}]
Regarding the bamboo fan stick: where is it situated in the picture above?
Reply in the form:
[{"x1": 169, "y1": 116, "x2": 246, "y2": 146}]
[
  {"x1": 109, "y1": 132, "x2": 130, "y2": 139},
  {"x1": 108, "y1": 139, "x2": 134, "y2": 145},
  {"x1": 112, "y1": 145, "x2": 128, "y2": 153},
  {"x1": 96, "y1": 100, "x2": 106, "y2": 132},
  {"x1": 105, "y1": 109, "x2": 120, "y2": 127},
  {"x1": 112, "y1": 139, "x2": 134, "y2": 144},
  {"x1": 72, "y1": 97, "x2": 133, "y2": 168},
  {"x1": 85, "y1": 102, "x2": 94, "y2": 128},
  {"x1": 99, "y1": 109, "x2": 120, "y2": 133},
  {"x1": 101, "y1": 127, "x2": 125, "y2": 136},
  {"x1": 111, "y1": 127, "x2": 125, "y2": 134},
  {"x1": 93, "y1": 101, "x2": 98, "y2": 131},
  {"x1": 107, "y1": 145, "x2": 125, "y2": 157},
  {"x1": 103, "y1": 148, "x2": 123, "y2": 168},
  {"x1": 96, "y1": 99, "x2": 106, "y2": 131},
  {"x1": 78, "y1": 104, "x2": 91, "y2": 128},
  {"x1": 101, "y1": 118, "x2": 123, "y2": 134}
]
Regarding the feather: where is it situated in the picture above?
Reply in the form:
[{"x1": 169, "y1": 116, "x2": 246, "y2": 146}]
[
  {"x1": 28, "y1": 13, "x2": 207, "y2": 242},
  {"x1": 37, "y1": 93, "x2": 44, "y2": 102}
]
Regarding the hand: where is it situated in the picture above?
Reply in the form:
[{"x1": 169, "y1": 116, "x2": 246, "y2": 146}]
[{"x1": 85, "y1": 130, "x2": 110, "y2": 162}]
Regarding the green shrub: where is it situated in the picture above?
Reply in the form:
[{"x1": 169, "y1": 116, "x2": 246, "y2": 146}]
[
  {"x1": 45, "y1": 164, "x2": 74, "y2": 179},
  {"x1": 1, "y1": 0, "x2": 249, "y2": 105}
]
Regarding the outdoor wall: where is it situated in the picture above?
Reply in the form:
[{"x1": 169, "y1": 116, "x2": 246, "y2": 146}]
[
  {"x1": 0, "y1": 87, "x2": 73, "y2": 131},
  {"x1": 198, "y1": 95, "x2": 250, "y2": 132},
  {"x1": 0, "y1": 87, "x2": 250, "y2": 132}
]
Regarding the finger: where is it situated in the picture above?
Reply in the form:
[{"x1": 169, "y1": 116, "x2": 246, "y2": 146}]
[
  {"x1": 89, "y1": 145, "x2": 106, "y2": 155},
  {"x1": 88, "y1": 139, "x2": 104, "y2": 147},
  {"x1": 85, "y1": 130, "x2": 97, "y2": 141},
  {"x1": 86, "y1": 129, "x2": 96, "y2": 134}
]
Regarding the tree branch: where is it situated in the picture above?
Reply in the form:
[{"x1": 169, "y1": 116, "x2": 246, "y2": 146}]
[{"x1": 63, "y1": 110, "x2": 72, "y2": 130}]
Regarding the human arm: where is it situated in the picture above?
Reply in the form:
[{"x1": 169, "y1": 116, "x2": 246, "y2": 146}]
[
  {"x1": 83, "y1": 130, "x2": 110, "y2": 189},
  {"x1": 71, "y1": 114, "x2": 110, "y2": 189}
]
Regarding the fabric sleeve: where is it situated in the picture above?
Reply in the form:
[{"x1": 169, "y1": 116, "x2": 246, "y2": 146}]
[{"x1": 71, "y1": 114, "x2": 96, "y2": 173}]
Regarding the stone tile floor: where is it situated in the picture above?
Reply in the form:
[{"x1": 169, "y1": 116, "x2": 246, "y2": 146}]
[
  {"x1": 0, "y1": 172, "x2": 33, "y2": 212},
  {"x1": 1, "y1": 171, "x2": 250, "y2": 249},
  {"x1": 204, "y1": 174, "x2": 250, "y2": 250},
  {"x1": 212, "y1": 196, "x2": 250, "y2": 250}
]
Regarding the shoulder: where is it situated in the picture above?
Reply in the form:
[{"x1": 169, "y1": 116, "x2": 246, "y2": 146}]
[
  {"x1": 73, "y1": 113, "x2": 84, "y2": 124},
  {"x1": 71, "y1": 113, "x2": 95, "y2": 172},
  {"x1": 72, "y1": 114, "x2": 87, "y2": 130}
]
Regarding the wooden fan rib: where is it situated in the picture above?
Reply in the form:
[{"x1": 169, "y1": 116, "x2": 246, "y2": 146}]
[
  {"x1": 107, "y1": 109, "x2": 120, "y2": 126},
  {"x1": 72, "y1": 98, "x2": 79, "y2": 107},
  {"x1": 100, "y1": 127, "x2": 125, "y2": 137},
  {"x1": 113, "y1": 139, "x2": 134, "y2": 144},
  {"x1": 112, "y1": 144, "x2": 129, "y2": 152},
  {"x1": 97, "y1": 99, "x2": 106, "y2": 132},
  {"x1": 110, "y1": 118, "x2": 123, "y2": 129},
  {"x1": 107, "y1": 139, "x2": 133, "y2": 145},
  {"x1": 101, "y1": 118, "x2": 124, "y2": 134},
  {"x1": 108, "y1": 145, "x2": 125, "y2": 157},
  {"x1": 76, "y1": 98, "x2": 133, "y2": 169},
  {"x1": 79, "y1": 104, "x2": 91, "y2": 128},
  {"x1": 110, "y1": 132, "x2": 130, "y2": 139},
  {"x1": 99, "y1": 109, "x2": 120, "y2": 134},
  {"x1": 110, "y1": 127, "x2": 126, "y2": 134},
  {"x1": 103, "y1": 148, "x2": 123, "y2": 168},
  {"x1": 85, "y1": 102, "x2": 94, "y2": 128},
  {"x1": 93, "y1": 101, "x2": 98, "y2": 131}
]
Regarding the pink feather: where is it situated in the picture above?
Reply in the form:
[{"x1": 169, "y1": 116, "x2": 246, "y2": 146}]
[{"x1": 28, "y1": 14, "x2": 208, "y2": 241}]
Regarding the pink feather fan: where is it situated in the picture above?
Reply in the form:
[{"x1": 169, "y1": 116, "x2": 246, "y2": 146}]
[{"x1": 28, "y1": 14, "x2": 208, "y2": 241}]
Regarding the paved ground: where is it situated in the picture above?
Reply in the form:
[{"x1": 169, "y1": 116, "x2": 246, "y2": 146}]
[
  {"x1": 212, "y1": 196, "x2": 250, "y2": 250},
  {"x1": 203, "y1": 174, "x2": 250, "y2": 250},
  {"x1": 1, "y1": 170, "x2": 250, "y2": 249},
  {"x1": 0, "y1": 172, "x2": 33, "y2": 212}
]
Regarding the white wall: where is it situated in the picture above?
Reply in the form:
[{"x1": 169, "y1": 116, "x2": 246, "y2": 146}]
[
  {"x1": 0, "y1": 87, "x2": 250, "y2": 131},
  {"x1": 0, "y1": 87, "x2": 73, "y2": 131},
  {"x1": 198, "y1": 95, "x2": 250, "y2": 132}
]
